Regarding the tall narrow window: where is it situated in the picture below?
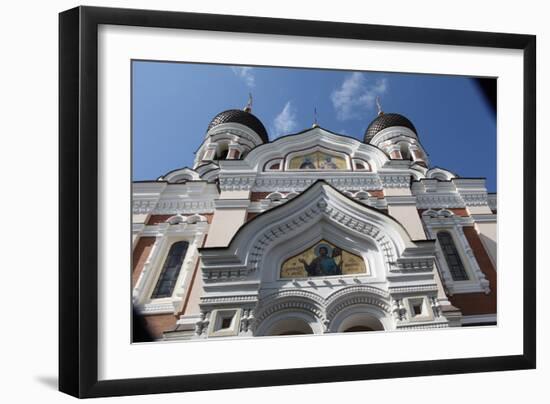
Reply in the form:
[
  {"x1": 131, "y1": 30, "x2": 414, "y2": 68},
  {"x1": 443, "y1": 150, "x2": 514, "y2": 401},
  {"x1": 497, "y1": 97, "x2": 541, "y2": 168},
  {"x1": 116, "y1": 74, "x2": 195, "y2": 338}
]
[
  {"x1": 437, "y1": 231, "x2": 469, "y2": 281},
  {"x1": 151, "y1": 241, "x2": 189, "y2": 298}
]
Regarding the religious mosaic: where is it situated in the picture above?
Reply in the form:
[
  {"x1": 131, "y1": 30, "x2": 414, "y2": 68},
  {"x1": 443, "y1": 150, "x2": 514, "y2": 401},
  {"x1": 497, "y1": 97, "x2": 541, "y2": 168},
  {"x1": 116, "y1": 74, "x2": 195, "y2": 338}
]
[
  {"x1": 288, "y1": 151, "x2": 347, "y2": 170},
  {"x1": 280, "y1": 240, "x2": 367, "y2": 278}
]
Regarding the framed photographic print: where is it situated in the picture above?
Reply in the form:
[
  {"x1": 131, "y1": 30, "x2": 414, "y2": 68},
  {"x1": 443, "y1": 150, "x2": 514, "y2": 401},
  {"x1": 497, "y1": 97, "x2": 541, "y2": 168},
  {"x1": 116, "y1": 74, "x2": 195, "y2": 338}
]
[{"x1": 59, "y1": 6, "x2": 536, "y2": 398}]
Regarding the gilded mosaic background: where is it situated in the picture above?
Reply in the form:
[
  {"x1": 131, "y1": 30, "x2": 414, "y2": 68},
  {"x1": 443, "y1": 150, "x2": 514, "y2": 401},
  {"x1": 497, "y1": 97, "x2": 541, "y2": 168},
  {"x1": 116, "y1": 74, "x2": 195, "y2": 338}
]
[{"x1": 281, "y1": 240, "x2": 367, "y2": 278}]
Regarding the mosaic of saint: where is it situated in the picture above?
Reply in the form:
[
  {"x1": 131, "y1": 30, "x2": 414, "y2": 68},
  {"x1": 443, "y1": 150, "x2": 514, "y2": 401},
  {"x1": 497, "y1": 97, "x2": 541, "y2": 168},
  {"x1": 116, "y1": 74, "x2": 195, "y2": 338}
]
[
  {"x1": 288, "y1": 151, "x2": 347, "y2": 170},
  {"x1": 280, "y1": 240, "x2": 367, "y2": 278}
]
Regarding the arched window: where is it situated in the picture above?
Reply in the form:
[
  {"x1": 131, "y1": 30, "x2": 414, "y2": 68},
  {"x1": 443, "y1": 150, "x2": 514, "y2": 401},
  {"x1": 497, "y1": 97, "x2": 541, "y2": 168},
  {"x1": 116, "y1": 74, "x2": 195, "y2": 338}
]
[
  {"x1": 399, "y1": 143, "x2": 411, "y2": 160},
  {"x1": 437, "y1": 231, "x2": 469, "y2": 281},
  {"x1": 216, "y1": 143, "x2": 229, "y2": 159},
  {"x1": 151, "y1": 241, "x2": 189, "y2": 298}
]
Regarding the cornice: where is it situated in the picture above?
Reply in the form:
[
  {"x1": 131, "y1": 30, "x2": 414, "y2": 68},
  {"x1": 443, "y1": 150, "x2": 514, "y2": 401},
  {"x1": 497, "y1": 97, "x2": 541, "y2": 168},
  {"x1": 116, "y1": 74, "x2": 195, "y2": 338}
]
[{"x1": 214, "y1": 199, "x2": 251, "y2": 209}]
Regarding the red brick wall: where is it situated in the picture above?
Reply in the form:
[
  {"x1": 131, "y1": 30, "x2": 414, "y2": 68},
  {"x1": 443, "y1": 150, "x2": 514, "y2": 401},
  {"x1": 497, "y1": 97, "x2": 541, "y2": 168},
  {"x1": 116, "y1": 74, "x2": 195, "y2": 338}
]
[
  {"x1": 143, "y1": 314, "x2": 178, "y2": 339},
  {"x1": 146, "y1": 215, "x2": 172, "y2": 225},
  {"x1": 448, "y1": 226, "x2": 497, "y2": 315},
  {"x1": 250, "y1": 192, "x2": 271, "y2": 201},
  {"x1": 132, "y1": 237, "x2": 156, "y2": 287}
]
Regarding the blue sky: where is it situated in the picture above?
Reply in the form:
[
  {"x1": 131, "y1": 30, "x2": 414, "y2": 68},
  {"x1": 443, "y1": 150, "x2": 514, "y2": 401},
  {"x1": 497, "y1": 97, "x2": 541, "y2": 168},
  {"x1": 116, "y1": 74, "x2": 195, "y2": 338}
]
[{"x1": 132, "y1": 61, "x2": 496, "y2": 192}]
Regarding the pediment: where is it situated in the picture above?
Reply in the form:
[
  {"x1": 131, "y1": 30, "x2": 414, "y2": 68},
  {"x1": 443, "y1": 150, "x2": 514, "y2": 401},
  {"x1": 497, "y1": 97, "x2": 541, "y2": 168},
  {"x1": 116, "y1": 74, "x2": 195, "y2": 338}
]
[
  {"x1": 200, "y1": 181, "x2": 434, "y2": 281},
  {"x1": 220, "y1": 127, "x2": 389, "y2": 173}
]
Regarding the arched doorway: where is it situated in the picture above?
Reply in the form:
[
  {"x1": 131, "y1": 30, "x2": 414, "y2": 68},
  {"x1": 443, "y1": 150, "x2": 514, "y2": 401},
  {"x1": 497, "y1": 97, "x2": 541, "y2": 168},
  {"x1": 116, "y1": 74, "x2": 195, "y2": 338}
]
[
  {"x1": 265, "y1": 317, "x2": 314, "y2": 336},
  {"x1": 337, "y1": 312, "x2": 385, "y2": 332},
  {"x1": 344, "y1": 325, "x2": 375, "y2": 332},
  {"x1": 328, "y1": 302, "x2": 391, "y2": 333}
]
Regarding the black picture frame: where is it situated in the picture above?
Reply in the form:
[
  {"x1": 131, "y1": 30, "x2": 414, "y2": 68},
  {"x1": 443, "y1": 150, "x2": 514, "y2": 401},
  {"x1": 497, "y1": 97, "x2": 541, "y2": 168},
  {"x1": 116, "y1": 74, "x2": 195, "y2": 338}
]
[{"x1": 59, "y1": 5, "x2": 536, "y2": 398}]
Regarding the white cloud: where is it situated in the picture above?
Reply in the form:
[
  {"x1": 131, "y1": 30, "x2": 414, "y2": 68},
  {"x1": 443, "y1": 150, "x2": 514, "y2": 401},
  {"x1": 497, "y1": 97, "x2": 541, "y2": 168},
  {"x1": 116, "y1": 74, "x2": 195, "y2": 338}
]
[
  {"x1": 331, "y1": 73, "x2": 388, "y2": 120},
  {"x1": 273, "y1": 101, "x2": 298, "y2": 137},
  {"x1": 231, "y1": 66, "x2": 255, "y2": 88}
]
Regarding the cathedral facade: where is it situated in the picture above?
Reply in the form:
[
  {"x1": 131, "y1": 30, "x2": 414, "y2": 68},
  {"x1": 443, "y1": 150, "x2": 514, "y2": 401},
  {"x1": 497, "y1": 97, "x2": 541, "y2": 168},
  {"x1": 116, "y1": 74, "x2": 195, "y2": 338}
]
[{"x1": 132, "y1": 102, "x2": 497, "y2": 340}]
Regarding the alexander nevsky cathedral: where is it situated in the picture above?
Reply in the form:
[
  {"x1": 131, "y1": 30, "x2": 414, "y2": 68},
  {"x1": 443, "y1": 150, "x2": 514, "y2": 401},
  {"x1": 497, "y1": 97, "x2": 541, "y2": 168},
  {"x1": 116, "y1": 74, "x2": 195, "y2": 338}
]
[{"x1": 132, "y1": 99, "x2": 497, "y2": 340}]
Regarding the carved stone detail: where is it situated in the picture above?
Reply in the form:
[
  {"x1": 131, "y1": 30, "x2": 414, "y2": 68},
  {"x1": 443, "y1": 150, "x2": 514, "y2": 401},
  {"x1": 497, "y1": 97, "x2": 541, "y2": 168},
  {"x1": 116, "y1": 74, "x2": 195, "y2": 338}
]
[
  {"x1": 219, "y1": 176, "x2": 256, "y2": 191},
  {"x1": 379, "y1": 174, "x2": 410, "y2": 188},
  {"x1": 253, "y1": 176, "x2": 382, "y2": 192},
  {"x1": 392, "y1": 299, "x2": 407, "y2": 321}
]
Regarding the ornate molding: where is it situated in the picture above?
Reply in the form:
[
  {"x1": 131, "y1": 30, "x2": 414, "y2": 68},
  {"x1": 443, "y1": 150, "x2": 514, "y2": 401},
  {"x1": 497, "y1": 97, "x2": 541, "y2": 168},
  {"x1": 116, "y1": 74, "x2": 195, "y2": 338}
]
[
  {"x1": 132, "y1": 199, "x2": 158, "y2": 214},
  {"x1": 379, "y1": 174, "x2": 411, "y2": 188},
  {"x1": 326, "y1": 285, "x2": 389, "y2": 304},
  {"x1": 255, "y1": 301, "x2": 324, "y2": 325},
  {"x1": 200, "y1": 295, "x2": 258, "y2": 306},
  {"x1": 395, "y1": 322, "x2": 449, "y2": 330},
  {"x1": 415, "y1": 194, "x2": 464, "y2": 209},
  {"x1": 219, "y1": 176, "x2": 256, "y2": 191},
  {"x1": 208, "y1": 124, "x2": 264, "y2": 147},
  {"x1": 389, "y1": 285, "x2": 439, "y2": 294},
  {"x1": 137, "y1": 300, "x2": 179, "y2": 315},
  {"x1": 326, "y1": 295, "x2": 391, "y2": 319},
  {"x1": 461, "y1": 192, "x2": 489, "y2": 207},
  {"x1": 133, "y1": 199, "x2": 215, "y2": 214},
  {"x1": 244, "y1": 200, "x2": 397, "y2": 276},
  {"x1": 260, "y1": 289, "x2": 326, "y2": 307},
  {"x1": 252, "y1": 176, "x2": 382, "y2": 192},
  {"x1": 391, "y1": 257, "x2": 435, "y2": 272}
]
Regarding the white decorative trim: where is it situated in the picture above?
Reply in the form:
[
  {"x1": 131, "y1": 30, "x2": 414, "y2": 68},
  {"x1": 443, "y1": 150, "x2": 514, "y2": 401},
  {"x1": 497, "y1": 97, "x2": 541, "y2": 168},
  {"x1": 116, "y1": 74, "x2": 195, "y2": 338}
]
[
  {"x1": 415, "y1": 194, "x2": 464, "y2": 209},
  {"x1": 370, "y1": 126, "x2": 418, "y2": 146},
  {"x1": 253, "y1": 174, "x2": 382, "y2": 192},
  {"x1": 379, "y1": 174, "x2": 411, "y2": 188},
  {"x1": 426, "y1": 167, "x2": 456, "y2": 181},
  {"x1": 385, "y1": 195, "x2": 417, "y2": 205},
  {"x1": 243, "y1": 127, "x2": 390, "y2": 173},
  {"x1": 132, "y1": 199, "x2": 159, "y2": 214},
  {"x1": 389, "y1": 285, "x2": 439, "y2": 294},
  {"x1": 219, "y1": 175, "x2": 256, "y2": 191},
  {"x1": 207, "y1": 122, "x2": 265, "y2": 146},
  {"x1": 214, "y1": 199, "x2": 251, "y2": 209},
  {"x1": 161, "y1": 167, "x2": 201, "y2": 183},
  {"x1": 462, "y1": 192, "x2": 489, "y2": 207},
  {"x1": 471, "y1": 214, "x2": 497, "y2": 223},
  {"x1": 200, "y1": 295, "x2": 258, "y2": 307},
  {"x1": 133, "y1": 198, "x2": 216, "y2": 215},
  {"x1": 395, "y1": 322, "x2": 449, "y2": 330},
  {"x1": 137, "y1": 300, "x2": 179, "y2": 315}
]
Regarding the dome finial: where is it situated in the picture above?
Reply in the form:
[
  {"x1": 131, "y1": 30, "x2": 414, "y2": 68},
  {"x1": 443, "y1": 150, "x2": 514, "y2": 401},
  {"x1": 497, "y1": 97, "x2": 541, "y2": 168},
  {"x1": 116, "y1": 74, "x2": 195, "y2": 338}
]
[
  {"x1": 376, "y1": 96, "x2": 384, "y2": 116},
  {"x1": 312, "y1": 107, "x2": 319, "y2": 128},
  {"x1": 244, "y1": 93, "x2": 253, "y2": 112}
]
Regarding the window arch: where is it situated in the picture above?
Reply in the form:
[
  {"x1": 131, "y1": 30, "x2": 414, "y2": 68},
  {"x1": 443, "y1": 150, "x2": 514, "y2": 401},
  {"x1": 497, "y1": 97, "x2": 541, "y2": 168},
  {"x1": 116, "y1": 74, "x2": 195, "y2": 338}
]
[
  {"x1": 399, "y1": 142, "x2": 411, "y2": 160},
  {"x1": 151, "y1": 241, "x2": 189, "y2": 298},
  {"x1": 437, "y1": 231, "x2": 469, "y2": 281},
  {"x1": 216, "y1": 142, "x2": 229, "y2": 159}
]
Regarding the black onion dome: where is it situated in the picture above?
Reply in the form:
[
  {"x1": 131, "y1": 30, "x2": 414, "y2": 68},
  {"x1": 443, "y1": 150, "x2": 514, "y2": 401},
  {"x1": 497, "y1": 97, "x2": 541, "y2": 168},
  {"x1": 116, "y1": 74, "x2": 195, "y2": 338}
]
[
  {"x1": 364, "y1": 113, "x2": 417, "y2": 143},
  {"x1": 207, "y1": 109, "x2": 269, "y2": 143}
]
